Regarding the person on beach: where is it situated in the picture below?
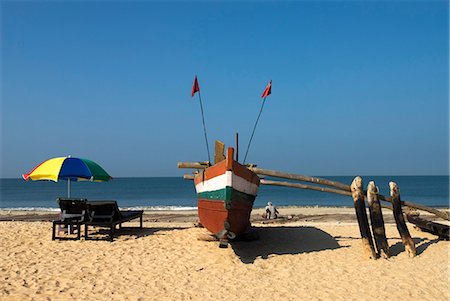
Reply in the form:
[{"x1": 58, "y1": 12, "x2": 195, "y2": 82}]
[{"x1": 264, "y1": 202, "x2": 279, "y2": 219}]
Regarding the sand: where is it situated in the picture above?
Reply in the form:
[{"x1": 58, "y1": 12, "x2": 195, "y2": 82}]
[{"x1": 0, "y1": 207, "x2": 448, "y2": 301}]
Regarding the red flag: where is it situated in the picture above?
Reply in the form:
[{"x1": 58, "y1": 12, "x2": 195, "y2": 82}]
[
  {"x1": 191, "y1": 76, "x2": 200, "y2": 97},
  {"x1": 261, "y1": 80, "x2": 272, "y2": 98}
]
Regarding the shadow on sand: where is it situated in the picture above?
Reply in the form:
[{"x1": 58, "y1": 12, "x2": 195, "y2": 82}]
[
  {"x1": 388, "y1": 236, "x2": 441, "y2": 257},
  {"x1": 85, "y1": 226, "x2": 188, "y2": 241},
  {"x1": 230, "y1": 226, "x2": 342, "y2": 264}
]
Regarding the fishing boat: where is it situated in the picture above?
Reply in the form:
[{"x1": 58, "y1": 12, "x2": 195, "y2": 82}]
[{"x1": 194, "y1": 147, "x2": 260, "y2": 244}]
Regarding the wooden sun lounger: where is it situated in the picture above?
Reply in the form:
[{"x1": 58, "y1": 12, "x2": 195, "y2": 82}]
[
  {"x1": 84, "y1": 201, "x2": 143, "y2": 241},
  {"x1": 52, "y1": 198, "x2": 88, "y2": 240}
]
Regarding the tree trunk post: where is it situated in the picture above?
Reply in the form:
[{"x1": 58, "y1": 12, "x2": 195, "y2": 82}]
[
  {"x1": 351, "y1": 176, "x2": 377, "y2": 259},
  {"x1": 367, "y1": 181, "x2": 390, "y2": 258},
  {"x1": 390, "y1": 181, "x2": 416, "y2": 258}
]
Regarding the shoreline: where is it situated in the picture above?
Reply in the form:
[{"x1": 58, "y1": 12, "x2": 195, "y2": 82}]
[{"x1": 1, "y1": 206, "x2": 447, "y2": 224}]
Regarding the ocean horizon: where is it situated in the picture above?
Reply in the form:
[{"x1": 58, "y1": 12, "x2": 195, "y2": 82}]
[{"x1": 0, "y1": 175, "x2": 448, "y2": 211}]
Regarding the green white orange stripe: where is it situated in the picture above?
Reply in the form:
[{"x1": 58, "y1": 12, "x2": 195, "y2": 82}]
[{"x1": 195, "y1": 171, "x2": 258, "y2": 197}]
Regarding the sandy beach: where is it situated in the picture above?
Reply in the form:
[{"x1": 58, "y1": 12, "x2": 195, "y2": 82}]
[{"x1": 0, "y1": 207, "x2": 448, "y2": 301}]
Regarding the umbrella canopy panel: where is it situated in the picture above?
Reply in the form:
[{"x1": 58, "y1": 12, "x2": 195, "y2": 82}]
[{"x1": 23, "y1": 157, "x2": 112, "y2": 182}]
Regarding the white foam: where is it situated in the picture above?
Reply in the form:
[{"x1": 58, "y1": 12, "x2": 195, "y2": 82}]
[
  {"x1": 1, "y1": 206, "x2": 198, "y2": 212},
  {"x1": 0, "y1": 207, "x2": 60, "y2": 212},
  {"x1": 120, "y1": 206, "x2": 198, "y2": 211}
]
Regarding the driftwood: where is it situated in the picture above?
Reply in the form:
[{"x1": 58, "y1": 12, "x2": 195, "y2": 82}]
[
  {"x1": 390, "y1": 182, "x2": 416, "y2": 258},
  {"x1": 406, "y1": 214, "x2": 449, "y2": 241},
  {"x1": 367, "y1": 181, "x2": 389, "y2": 258},
  {"x1": 351, "y1": 177, "x2": 377, "y2": 259}
]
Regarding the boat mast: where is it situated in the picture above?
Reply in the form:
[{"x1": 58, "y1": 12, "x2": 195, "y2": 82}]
[
  {"x1": 243, "y1": 80, "x2": 272, "y2": 164},
  {"x1": 192, "y1": 75, "x2": 211, "y2": 164}
]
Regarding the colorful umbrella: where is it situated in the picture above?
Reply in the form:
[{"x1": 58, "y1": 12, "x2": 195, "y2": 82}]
[{"x1": 22, "y1": 156, "x2": 112, "y2": 197}]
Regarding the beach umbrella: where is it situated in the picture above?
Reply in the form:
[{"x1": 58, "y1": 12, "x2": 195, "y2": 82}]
[{"x1": 22, "y1": 156, "x2": 112, "y2": 197}]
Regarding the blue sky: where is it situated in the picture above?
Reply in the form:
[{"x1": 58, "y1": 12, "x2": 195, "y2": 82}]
[{"x1": 1, "y1": 1, "x2": 448, "y2": 177}]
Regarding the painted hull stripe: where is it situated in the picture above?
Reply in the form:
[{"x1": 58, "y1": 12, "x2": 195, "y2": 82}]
[
  {"x1": 197, "y1": 187, "x2": 256, "y2": 203},
  {"x1": 195, "y1": 171, "x2": 258, "y2": 196},
  {"x1": 193, "y1": 160, "x2": 260, "y2": 186}
]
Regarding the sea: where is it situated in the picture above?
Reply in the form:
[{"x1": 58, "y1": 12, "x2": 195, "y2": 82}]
[{"x1": 0, "y1": 176, "x2": 448, "y2": 211}]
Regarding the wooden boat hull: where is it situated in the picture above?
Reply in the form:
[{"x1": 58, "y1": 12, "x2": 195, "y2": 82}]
[{"x1": 194, "y1": 148, "x2": 260, "y2": 238}]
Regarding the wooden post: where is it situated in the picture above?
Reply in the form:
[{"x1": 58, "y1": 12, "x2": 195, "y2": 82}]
[
  {"x1": 236, "y1": 133, "x2": 239, "y2": 162},
  {"x1": 214, "y1": 140, "x2": 225, "y2": 164},
  {"x1": 390, "y1": 182, "x2": 416, "y2": 258},
  {"x1": 367, "y1": 181, "x2": 389, "y2": 258},
  {"x1": 351, "y1": 176, "x2": 377, "y2": 259}
]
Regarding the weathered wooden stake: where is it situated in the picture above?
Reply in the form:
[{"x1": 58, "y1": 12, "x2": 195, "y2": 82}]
[
  {"x1": 390, "y1": 181, "x2": 416, "y2": 258},
  {"x1": 367, "y1": 181, "x2": 389, "y2": 258},
  {"x1": 351, "y1": 176, "x2": 377, "y2": 259}
]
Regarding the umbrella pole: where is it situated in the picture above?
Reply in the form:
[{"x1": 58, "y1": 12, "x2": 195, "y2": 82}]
[{"x1": 68, "y1": 178, "x2": 71, "y2": 198}]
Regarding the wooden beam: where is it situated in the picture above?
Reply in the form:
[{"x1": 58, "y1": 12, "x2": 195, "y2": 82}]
[
  {"x1": 351, "y1": 177, "x2": 377, "y2": 259},
  {"x1": 406, "y1": 214, "x2": 449, "y2": 240},
  {"x1": 390, "y1": 181, "x2": 416, "y2": 258},
  {"x1": 249, "y1": 167, "x2": 350, "y2": 191},
  {"x1": 375, "y1": 194, "x2": 448, "y2": 220},
  {"x1": 260, "y1": 179, "x2": 351, "y2": 197},
  {"x1": 367, "y1": 181, "x2": 389, "y2": 258},
  {"x1": 183, "y1": 174, "x2": 195, "y2": 180},
  {"x1": 177, "y1": 162, "x2": 208, "y2": 169},
  {"x1": 214, "y1": 140, "x2": 225, "y2": 164}
]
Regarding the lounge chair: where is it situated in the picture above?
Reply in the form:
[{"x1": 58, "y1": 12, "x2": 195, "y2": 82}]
[
  {"x1": 52, "y1": 198, "x2": 88, "y2": 240},
  {"x1": 84, "y1": 200, "x2": 143, "y2": 241}
]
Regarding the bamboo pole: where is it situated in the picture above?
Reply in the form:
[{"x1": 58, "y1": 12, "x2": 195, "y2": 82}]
[
  {"x1": 178, "y1": 162, "x2": 209, "y2": 169},
  {"x1": 184, "y1": 174, "x2": 195, "y2": 180},
  {"x1": 390, "y1": 182, "x2": 416, "y2": 258},
  {"x1": 367, "y1": 181, "x2": 389, "y2": 258},
  {"x1": 351, "y1": 177, "x2": 377, "y2": 259},
  {"x1": 260, "y1": 179, "x2": 351, "y2": 197},
  {"x1": 249, "y1": 167, "x2": 350, "y2": 191}
]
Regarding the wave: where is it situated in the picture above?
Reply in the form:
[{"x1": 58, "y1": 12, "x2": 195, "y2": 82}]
[
  {"x1": 120, "y1": 206, "x2": 197, "y2": 211},
  {"x1": 0, "y1": 206, "x2": 198, "y2": 212},
  {"x1": 0, "y1": 207, "x2": 61, "y2": 212}
]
